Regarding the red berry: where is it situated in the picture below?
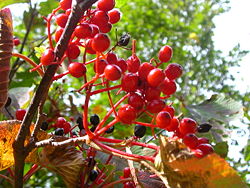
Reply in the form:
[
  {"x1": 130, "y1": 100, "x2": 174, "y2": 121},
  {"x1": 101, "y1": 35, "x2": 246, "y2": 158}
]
[
  {"x1": 90, "y1": 24, "x2": 100, "y2": 37},
  {"x1": 156, "y1": 111, "x2": 172, "y2": 129},
  {"x1": 196, "y1": 144, "x2": 214, "y2": 156},
  {"x1": 63, "y1": 122, "x2": 71, "y2": 134},
  {"x1": 41, "y1": 49, "x2": 55, "y2": 66},
  {"x1": 94, "y1": 59, "x2": 108, "y2": 74},
  {"x1": 162, "y1": 105, "x2": 175, "y2": 118},
  {"x1": 85, "y1": 39, "x2": 96, "y2": 54},
  {"x1": 74, "y1": 23, "x2": 92, "y2": 39},
  {"x1": 106, "y1": 51, "x2": 118, "y2": 64},
  {"x1": 158, "y1": 45, "x2": 173, "y2": 62},
  {"x1": 16, "y1": 109, "x2": 26, "y2": 121},
  {"x1": 123, "y1": 167, "x2": 131, "y2": 178},
  {"x1": 115, "y1": 58, "x2": 127, "y2": 72},
  {"x1": 60, "y1": 0, "x2": 72, "y2": 10},
  {"x1": 144, "y1": 87, "x2": 161, "y2": 101},
  {"x1": 92, "y1": 33, "x2": 110, "y2": 52},
  {"x1": 13, "y1": 37, "x2": 20, "y2": 46},
  {"x1": 147, "y1": 68, "x2": 165, "y2": 87},
  {"x1": 127, "y1": 55, "x2": 140, "y2": 73},
  {"x1": 55, "y1": 27, "x2": 64, "y2": 42},
  {"x1": 128, "y1": 93, "x2": 144, "y2": 111},
  {"x1": 138, "y1": 62, "x2": 154, "y2": 81},
  {"x1": 159, "y1": 78, "x2": 177, "y2": 95},
  {"x1": 198, "y1": 137, "x2": 210, "y2": 145},
  {"x1": 56, "y1": 13, "x2": 68, "y2": 28},
  {"x1": 179, "y1": 118, "x2": 197, "y2": 135},
  {"x1": 97, "y1": 0, "x2": 115, "y2": 12},
  {"x1": 108, "y1": 9, "x2": 121, "y2": 24},
  {"x1": 91, "y1": 10, "x2": 109, "y2": 26},
  {"x1": 65, "y1": 9, "x2": 71, "y2": 15},
  {"x1": 55, "y1": 117, "x2": 67, "y2": 128},
  {"x1": 118, "y1": 104, "x2": 137, "y2": 124},
  {"x1": 121, "y1": 73, "x2": 139, "y2": 92},
  {"x1": 147, "y1": 99, "x2": 165, "y2": 113},
  {"x1": 67, "y1": 44, "x2": 80, "y2": 59},
  {"x1": 68, "y1": 62, "x2": 86, "y2": 78},
  {"x1": 183, "y1": 133, "x2": 199, "y2": 149},
  {"x1": 104, "y1": 64, "x2": 122, "y2": 81},
  {"x1": 124, "y1": 182, "x2": 135, "y2": 188},
  {"x1": 165, "y1": 116, "x2": 179, "y2": 132},
  {"x1": 164, "y1": 63, "x2": 183, "y2": 80},
  {"x1": 193, "y1": 149, "x2": 204, "y2": 158},
  {"x1": 98, "y1": 22, "x2": 112, "y2": 33}
]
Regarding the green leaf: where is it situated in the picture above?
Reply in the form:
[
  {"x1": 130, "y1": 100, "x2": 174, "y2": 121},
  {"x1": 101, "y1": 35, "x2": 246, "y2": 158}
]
[
  {"x1": 186, "y1": 94, "x2": 244, "y2": 123},
  {"x1": 244, "y1": 141, "x2": 250, "y2": 161},
  {"x1": 214, "y1": 142, "x2": 229, "y2": 158},
  {"x1": 0, "y1": 0, "x2": 28, "y2": 9},
  {"x1": 39, "y1": 0, "x2": 58, "y2": 16}
]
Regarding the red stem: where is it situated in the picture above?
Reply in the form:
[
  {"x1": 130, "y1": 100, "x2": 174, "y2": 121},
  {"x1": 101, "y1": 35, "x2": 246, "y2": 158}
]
[
  {"x1": 53, "y1": 70, "x2": 69, "y2": 81},
  {"x1": 90, "y1": 84, "x2": 121, "y2": 95},
  {"x1": 95, "y1": 118, "x2": 119, "y2": 137},
  {"x1": 133, "y1": 121, "x2": 157, "y2": 128},
  {"x1": 7, "y1": 168, "x2": 14, "y2": 178},
  {"x1": 106, "y1": 81, "x2": 118, "y2": 117}
]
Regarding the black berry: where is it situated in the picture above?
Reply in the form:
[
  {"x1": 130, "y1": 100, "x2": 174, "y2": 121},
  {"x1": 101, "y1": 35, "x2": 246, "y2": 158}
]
[
  {"x1": 55, "y1": 128, "x2": 64, "y2": 136},
  {"x1": 40, "y1": 121, "x2": 49, "y2": 131},
  {"x1": 76, "y1": 116, "x2": 84, "y2": 130},
  {"x1": 90, "y1": 114, "x2": 100, "y2": 126},
  {"x1": 134, "y1": 124, "x2": 146, "y2": 138},
  {"x1": 105, "y1": 126, "x2": 115, "y2": 134},
  {"x1": 197, "y1": 123, "x2": 212, "y2": 133},
  {"x1": 118, "y1": 33, "x2": 130, "y2": 46},
  {"x1": 89, "y1": 169, "x2": 98, "y2": 181},
  {"x1": 90, "y1": 126, "x2": 97, "y2": 132}
]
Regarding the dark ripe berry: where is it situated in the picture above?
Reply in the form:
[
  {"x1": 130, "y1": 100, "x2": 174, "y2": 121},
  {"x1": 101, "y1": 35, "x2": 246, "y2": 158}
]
[
  {"x1": 98, "y1": 22, "x2": 112, "y2": 33},
  {"x1": 16, "y1": 109, "x2": 26, "y2": 121},
  {"x1": 76, "y1": 116, "x2": 83, "y2": 130},
  {"x1": 105, "y1": 126, "x2": 115, "y2": 133},
  {"x1": 118, "y1": 33, "x2": 130, "y2": 46},
  {"x1": 89, "y1": 169, "x2": 99, "y2": 181},
  {"x1": 72, "y1": 131, "x2": 77, "y2": 136},
  {"x1": 55, "y1": 128, "x2": 64, "y2": 136},
  {"x1": 104, "y1": 64, "x2": 122, "y2": 81},
  {"x1": 128, "y1": 93, "x2": 144, "y2": 110},
  {"x1": 138, "y1": 62, "x2": 154, "y2": 81},
  {"x1": 127, "y1": 55, "x2": 140, "y2": 73},
  {"x1": 144, "y1": 87, "x2": 161, "y2": 101},
  {"x1": 118, "y1": 104, "x2": 137, "y2": 124},
  {"x1": 90, "y1": 114, "x2": 100, "y2": 126},
  {"x1": 147, "y1": 68, "x2": 165, "y2": 87},
  {"x1": 147, "y1": 99, "x2": 165, "y2": 114},
  {"x1": 159, "y1": 78, "x2": 177, "y2": 95},
  {"x1": 60, "y1": 0, "x2": 72, "y2": 10},
  {"x1": 158, "y1": 45, "x2": 173, "y2": 62},
  {"x1": 90, "y1": 126, "x2": 97, "y2": 132},
  {"x1": 55, "y1": 13, "x2": 68, "y2": 28},
  {"x1": 115, "y1": 58, "x2": 127, "y2": 72},
  {"x1": 196, "y1": 144, "x2": 214, "y2": 156},
  {"x1": 90, "y1": 24, "x2": 100, "y2": 37},
  {"x1": 67, "y1": 44, "x2": 80, "y2": 59},
  {"x1": 165, "y1": 116, "x2": 179, "y2": 132},
  {"x1": 74, "y1": 23, "x2": 92, "y2": 39},
  {"x1": 94, "y1": 59, "x2": 108, "y2": 74},
  {"x1": 164, "y1": 63, "x2": 183, "y2": 80},
  {"x1": 179, "y1": 118, "x2": 197, "y2": 135},
  {"x1": 40, "y1": 121, "x2": 49, "y2": 131},
  {"x1": 13, "y1": 37, "x2": 20, "y2": 46},
  {"x1": 97, "y1": 0, "x2": 115, "y2": 12},
  {"x1": 183, "y1": 133, "x2": 199, "y2": 149},
  {"x1": 121, "y1": 73, "x2": 139, "y2": 92},
  {"x1": 92, "y1": 33, "x2": 110, "y2": 52},
  {"x1": 41, "y1": 49, "x2": 55, "y2": 66},
  {"x1": 55, "y1": 27, "x2": 64, "y2": 42},
  {"x1": 108, "y1": 9, "x2": 121, "y2": 24},
  {"x1": 124, "y1": 182, "x2": 135, "y2": 188},
  {"x1": 123, "y1": 167, "x2": 131, "y2": 178},
  {"x1": 156, "y1": 111, "x2": 172, "y2": 129},
  {"x1": 197, "y1": 123, "x2": 212, "y2": 133},
  {"x1": 162, "y1": 105, "x2": 175, "y2": 118},
  {"x1": 198, "y1": 137, "x2": 209, "y2": 145},
  {"x1": 68, "y1": 62, "x2": 86, "y2": 78},
  {"x1": 91, "y1": 10, "x2": 109, "y2": 26},
  {"x1": 85, "y1": 39, "x2": 96, "y2": 54},
  {"x1": 106, "y1": 51, "x2": 118, "y2": 64},
  {"x1": 134, "y1": 124, "x2": 146, "y2": 138}
]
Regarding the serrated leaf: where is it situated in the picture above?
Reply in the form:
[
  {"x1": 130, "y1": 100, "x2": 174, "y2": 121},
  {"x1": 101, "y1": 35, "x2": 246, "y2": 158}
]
[
  {"x1": 0, "y1": 0, "x2": 28, "y2": 9},
  {"x1": 187, "y1": 94, "x2": 244, "y2": 123}
]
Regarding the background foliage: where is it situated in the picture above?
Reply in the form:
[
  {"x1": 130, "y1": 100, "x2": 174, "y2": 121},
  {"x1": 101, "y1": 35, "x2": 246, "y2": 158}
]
[{"x1": 0, "y1": 0, "x2": 249, "y2": 186}]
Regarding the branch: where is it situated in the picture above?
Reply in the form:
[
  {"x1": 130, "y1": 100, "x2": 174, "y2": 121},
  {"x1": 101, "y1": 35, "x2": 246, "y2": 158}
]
[{"x1": 12, "y1": 1, "x2": 98, "y2": 187}]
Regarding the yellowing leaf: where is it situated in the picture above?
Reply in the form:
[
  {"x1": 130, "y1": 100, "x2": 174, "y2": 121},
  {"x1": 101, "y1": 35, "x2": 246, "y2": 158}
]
[{"x1": 155, "y1": 136, "x2": 247, "y2": 188}]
